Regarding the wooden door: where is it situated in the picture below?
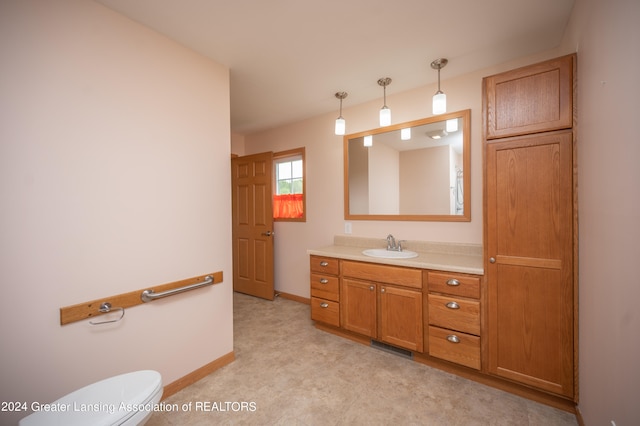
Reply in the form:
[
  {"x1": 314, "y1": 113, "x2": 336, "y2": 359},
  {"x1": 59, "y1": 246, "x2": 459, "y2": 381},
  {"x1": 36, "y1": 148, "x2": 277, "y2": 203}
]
[
  {"x1": 379, "y1": 285, "x2": 423, "y2": 352},
  {"x1": 341, "y1": 278, "x2": 377, "y2": 338},
  {"x1": 486, "y1": 130, "x2": 574, "y2": 397},
  {"x1": 231, "y1": 152, "x2": 275, "y2": 300}
]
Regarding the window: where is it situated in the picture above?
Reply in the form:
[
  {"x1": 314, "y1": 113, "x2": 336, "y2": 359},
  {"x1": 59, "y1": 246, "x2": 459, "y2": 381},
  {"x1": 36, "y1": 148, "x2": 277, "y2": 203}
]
[{"x1": 273, "y1": 148, "x2": 305, "y2": 221}]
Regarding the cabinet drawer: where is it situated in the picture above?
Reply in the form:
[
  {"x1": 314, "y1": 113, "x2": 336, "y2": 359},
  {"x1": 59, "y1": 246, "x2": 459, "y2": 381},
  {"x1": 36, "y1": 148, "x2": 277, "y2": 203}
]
[
  {"x1": 428, "y1": 326, "x2": 480, "y2": 370},
  {"x1": 428, "y1": 294, "x2": 480, "y2": 335},
  {"x1": 311, "y1": 297, "x2": 340, "y2": 327},
  {"x1": 310, "y1": 256, "x2": 340, "y2": 276},
  {"x1": 426, "y1": 271, "x2": 480, "y2": 299},
  {"x1": 343, "y1": 260, "x2": 422, "y2": 289},
  {"x1": 310, "y1": 273, "x2": 339, "y2": 301}
]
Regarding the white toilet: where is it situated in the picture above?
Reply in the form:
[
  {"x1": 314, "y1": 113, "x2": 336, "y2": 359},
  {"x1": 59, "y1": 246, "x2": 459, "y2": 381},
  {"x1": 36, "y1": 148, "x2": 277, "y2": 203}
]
[{"x1": 20, "y1": 370, "x2": 163, "y2": 426}]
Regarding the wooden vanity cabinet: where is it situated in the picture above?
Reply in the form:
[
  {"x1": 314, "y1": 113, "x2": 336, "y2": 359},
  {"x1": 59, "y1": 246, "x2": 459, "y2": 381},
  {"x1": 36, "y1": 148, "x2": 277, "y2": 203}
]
[
  {"x1": 483, "y1": 54, "x2": 577, "y2": 399},
  {"x1": 309, "y1": 256, "x2": 340, "y2": 327},
  {"x1": 341, "y1": 260, "x2": 424, "y2": 352},
  {"x1": 425, "y1": 271, "x2": 481, "y2": 370}
]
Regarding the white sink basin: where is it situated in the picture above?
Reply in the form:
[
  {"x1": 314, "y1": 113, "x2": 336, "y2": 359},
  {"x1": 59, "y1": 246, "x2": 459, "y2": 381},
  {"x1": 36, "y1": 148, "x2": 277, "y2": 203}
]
[{"x1": 362, "y1": 248, "x2": 419, "y2": 259}]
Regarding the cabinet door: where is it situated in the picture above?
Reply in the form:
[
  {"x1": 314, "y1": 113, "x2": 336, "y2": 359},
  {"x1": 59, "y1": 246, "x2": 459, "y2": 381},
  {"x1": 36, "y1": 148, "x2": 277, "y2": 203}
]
[
  {"x1": 341, "y1": 278, "x2": 377, "y2": 338},
  {"x1": 484, "y1": 54, "x2": 574, "y2": 139},
  {"x1": 379, "y1": 285, "x2": 423, "y2": 352},
  {"x1": 486, "y1": 131, "x2": 574, "y2": 397}
]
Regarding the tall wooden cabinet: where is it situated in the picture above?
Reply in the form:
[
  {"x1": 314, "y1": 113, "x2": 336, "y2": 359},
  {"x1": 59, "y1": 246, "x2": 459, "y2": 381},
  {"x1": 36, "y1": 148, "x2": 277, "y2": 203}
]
[{"x1": 483, "y1": 54, "x2": 577, "y2": 399}]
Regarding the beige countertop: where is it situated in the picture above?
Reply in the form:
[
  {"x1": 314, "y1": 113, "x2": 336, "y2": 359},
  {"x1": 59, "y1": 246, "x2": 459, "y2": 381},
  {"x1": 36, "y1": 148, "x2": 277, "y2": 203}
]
[{"x1": 307, "y1": 236, "x2": 484, "y2": 275}]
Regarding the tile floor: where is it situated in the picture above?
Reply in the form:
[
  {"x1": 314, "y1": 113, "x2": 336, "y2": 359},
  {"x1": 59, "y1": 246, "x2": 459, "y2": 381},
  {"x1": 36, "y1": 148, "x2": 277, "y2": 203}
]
[{"x1": 147, "y1": 292, "x2": 578, "y2": 425}]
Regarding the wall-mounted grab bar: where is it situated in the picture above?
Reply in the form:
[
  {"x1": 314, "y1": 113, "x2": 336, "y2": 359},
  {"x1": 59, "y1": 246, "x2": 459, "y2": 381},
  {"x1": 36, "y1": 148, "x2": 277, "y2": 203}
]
[
  {"x1": 141, "y1": 275, "x2": 213, "y2": 302},
  {"x1": 60, "y1": 271, "x2": 223, "y2": 325}
]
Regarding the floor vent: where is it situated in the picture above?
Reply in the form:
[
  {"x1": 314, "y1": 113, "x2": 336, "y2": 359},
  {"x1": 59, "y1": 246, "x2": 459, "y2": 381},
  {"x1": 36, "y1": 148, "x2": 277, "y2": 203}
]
[{"x1": 370, "y1": 340, "x2": 413, "y2": 360}]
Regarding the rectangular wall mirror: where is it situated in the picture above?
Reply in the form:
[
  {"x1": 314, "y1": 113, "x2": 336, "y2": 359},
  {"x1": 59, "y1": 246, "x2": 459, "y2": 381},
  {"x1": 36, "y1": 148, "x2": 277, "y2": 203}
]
[{"x1": 344, "y1": 109, "x2": 470, "y2": 221}]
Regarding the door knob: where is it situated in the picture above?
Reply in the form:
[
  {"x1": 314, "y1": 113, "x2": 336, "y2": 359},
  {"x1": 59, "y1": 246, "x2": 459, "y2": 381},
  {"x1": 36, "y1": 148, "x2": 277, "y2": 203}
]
[{"x1": 262, "y1": 231, "x2": 274, "y2": 236}]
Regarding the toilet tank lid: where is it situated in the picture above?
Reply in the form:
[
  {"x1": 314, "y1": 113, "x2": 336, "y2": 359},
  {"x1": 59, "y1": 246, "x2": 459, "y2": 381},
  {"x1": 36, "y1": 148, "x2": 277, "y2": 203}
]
[{"x1": 19, "y1": 370, "x2": 163, "y2": 426}]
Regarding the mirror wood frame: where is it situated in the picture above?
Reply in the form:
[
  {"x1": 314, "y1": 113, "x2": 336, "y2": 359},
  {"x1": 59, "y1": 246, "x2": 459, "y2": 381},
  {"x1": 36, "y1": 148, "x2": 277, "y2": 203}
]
[{"x1": 343, "y1": 109, "x2": 471, "y2": 222}]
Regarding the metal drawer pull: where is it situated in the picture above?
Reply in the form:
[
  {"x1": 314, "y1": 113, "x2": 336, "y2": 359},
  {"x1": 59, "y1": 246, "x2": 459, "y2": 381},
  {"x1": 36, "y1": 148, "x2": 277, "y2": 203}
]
[
  {"x1": 447, "y1": 334, "x2": 460, "y2": 344},
  {"x1": 446, "y1": 278, "x2": 460, "y2": 286},
  {"x1": 320, "y1": 261, "x2": 329, "y2": 267},
  {"x1": 445, "y1": 301, "x2": 460, "y2": 309},
  {"x1": 319, "y1": 278, "x2": 329, "y2": 284},
  {"x1": 320, "y1": 302, "x2": 329, "y2": 308}
]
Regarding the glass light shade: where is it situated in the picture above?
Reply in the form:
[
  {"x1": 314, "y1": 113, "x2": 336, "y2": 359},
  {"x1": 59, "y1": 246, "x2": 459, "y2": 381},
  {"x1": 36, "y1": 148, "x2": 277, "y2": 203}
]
[
  {"x1": 432, "y1": 92, "x2": 446, "y2": 115},
  {"x1": 335, "y1": 117, "x2": 346, "y2": 135},
  {"x1": 446, "y1": 118, "x2": 458, "y2": 133},
  {"x1": 379, "y1": 107, "x2": 391, "y2": 127},
  {"x1": 401, "y1": 128, "x2": 411, "y2": 140},
  {"x1": 364, "y1": 135, "x2": 373, "y2": 147}
]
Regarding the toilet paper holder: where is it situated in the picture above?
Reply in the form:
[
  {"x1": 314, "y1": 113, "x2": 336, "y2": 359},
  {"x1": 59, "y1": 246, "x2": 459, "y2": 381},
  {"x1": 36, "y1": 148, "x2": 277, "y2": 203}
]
[{"x1": 89, "y1": 302, "x2": 125, "y2": 325}]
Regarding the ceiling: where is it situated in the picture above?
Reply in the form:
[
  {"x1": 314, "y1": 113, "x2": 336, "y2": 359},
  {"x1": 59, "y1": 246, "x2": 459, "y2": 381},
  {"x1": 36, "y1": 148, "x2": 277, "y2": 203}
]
[{"x1": 95, "y1": 0, "x2": 576, "y2": 134}]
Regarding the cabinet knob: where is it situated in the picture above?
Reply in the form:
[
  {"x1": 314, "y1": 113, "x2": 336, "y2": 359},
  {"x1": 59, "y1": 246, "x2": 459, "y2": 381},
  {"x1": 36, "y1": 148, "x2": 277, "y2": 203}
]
[
  {"x1": 320, "y1": 261, "x2": 329, "y2": 267},
  {"x1": 445, "y1": 301, "x2": 460, "y2": 310},
  {"x1": 319, "y1": 278, "x2": 329, "y2": 284},
  {"x1": 320, "y1": 302, "x2": 329, "y2": 308},
  {"x1": 369, "y1": 286, "x2": 375, "y2": 291},
  {"x1": 381, "y1": 287, "x2": 386, "y2": 293},
  {"x1": 489, "y1": 257, "x2": 496, "y2": 264},
  {"x1": 446, "y1": 335, "x2": 460, "y2": 344},
  {"x1": 446, "y1": 278, "x2": 460, "y2": 286}
]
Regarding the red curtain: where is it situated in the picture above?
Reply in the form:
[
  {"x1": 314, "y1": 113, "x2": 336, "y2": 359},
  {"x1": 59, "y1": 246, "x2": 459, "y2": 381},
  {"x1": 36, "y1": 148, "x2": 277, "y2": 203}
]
[{"x1": 273, "y1": 194, "x2": 303, "y2": 219}]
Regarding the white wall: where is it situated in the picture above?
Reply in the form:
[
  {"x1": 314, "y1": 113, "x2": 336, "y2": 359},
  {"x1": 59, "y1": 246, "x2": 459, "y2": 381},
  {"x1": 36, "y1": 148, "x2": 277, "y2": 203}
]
[
  {"x1": 368, "y1": 142, "x2": 399, "y2": 214},
  {"x1": 560, "y1": 0, "x2": 640, "y2": 424},
  {"x1": 0, "y1": 1, "x2": 233, "y2": 424},
  {"x1": 400, "y1": 146, "x2": 450, "y2": 215}
]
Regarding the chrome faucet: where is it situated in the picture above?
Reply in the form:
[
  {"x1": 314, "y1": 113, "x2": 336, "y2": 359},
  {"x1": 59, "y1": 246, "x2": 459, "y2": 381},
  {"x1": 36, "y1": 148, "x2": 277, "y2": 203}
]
[
  {"x1": 387, "y1": 234, "x2": 403, "y2": 251},
  {"x1": 386, "y1": 234, "x2": 396, "y2": 250}
]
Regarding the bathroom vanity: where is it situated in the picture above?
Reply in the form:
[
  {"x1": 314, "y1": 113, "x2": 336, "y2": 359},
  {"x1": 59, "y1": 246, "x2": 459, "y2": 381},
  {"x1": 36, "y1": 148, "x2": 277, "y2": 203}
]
[
  {"x1": 308, "y1": 233, "x2": 573, "y2": 411},
  {"x1": 309, "y1": 53, "x2": 577, "y2": 412},
  {"x1": 308, "y1": 236, "x2": 484, "y2": 370}
]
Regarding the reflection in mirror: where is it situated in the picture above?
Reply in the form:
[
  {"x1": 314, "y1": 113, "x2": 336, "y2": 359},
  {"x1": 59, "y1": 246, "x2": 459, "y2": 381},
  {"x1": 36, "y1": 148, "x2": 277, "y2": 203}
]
[{"x1": 344, "y1": 109, "x2": 470, "y2": 221}]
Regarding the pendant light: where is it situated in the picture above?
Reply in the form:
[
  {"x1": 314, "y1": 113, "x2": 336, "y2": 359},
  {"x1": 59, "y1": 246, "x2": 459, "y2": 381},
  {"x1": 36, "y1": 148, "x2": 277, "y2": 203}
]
[
  {"x1": 334, "y1": 92, "x2": 348, "y2": 135},
  {"x1": 431, "y1": 58, "x2": 448, "y2": 115},
  {"x1": 378, "y1": 77, "x2": 392, "y2": 126}
]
